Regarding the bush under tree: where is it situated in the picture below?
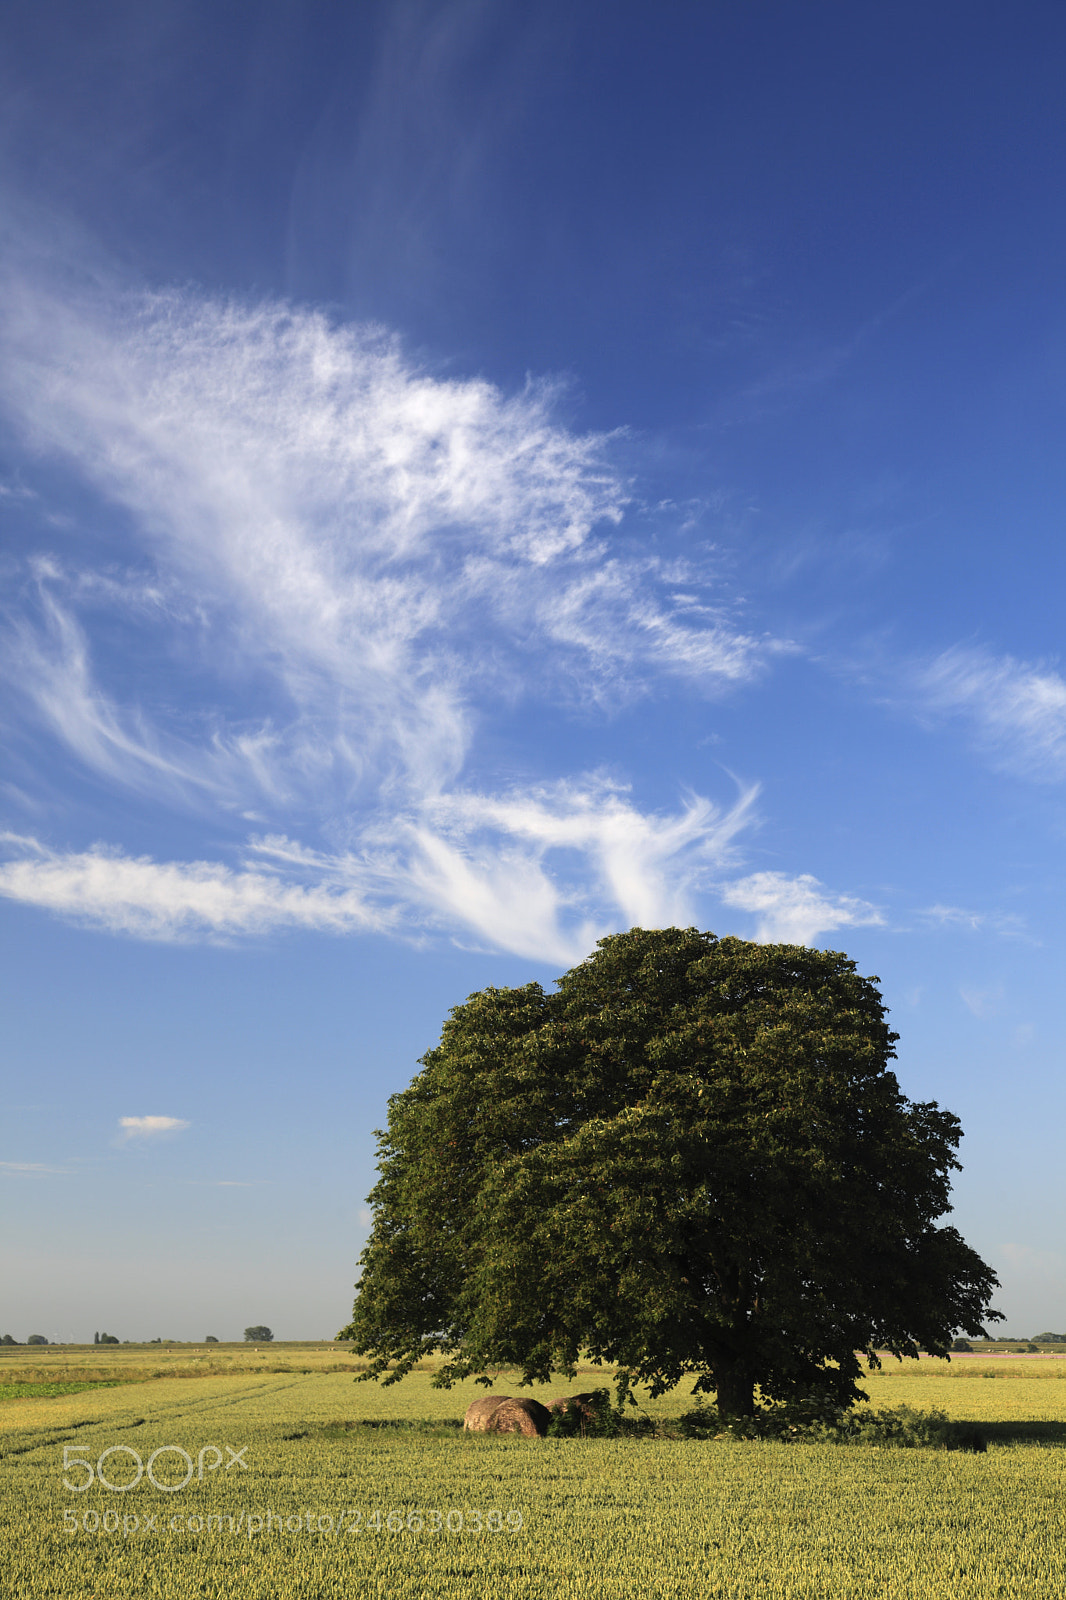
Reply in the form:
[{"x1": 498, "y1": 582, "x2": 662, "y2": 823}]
[{"x1": 341, "y1": 927, "x2": 1001, "y2": 1417}]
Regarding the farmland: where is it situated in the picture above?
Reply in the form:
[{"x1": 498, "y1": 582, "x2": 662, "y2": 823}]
[{"x1": 3, "y1": 1345, "x2": 1066, "y2": 1598}]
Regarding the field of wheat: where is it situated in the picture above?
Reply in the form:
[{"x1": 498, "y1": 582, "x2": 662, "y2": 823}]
[{"x1": 3, "y1": 1345, "x2": 1066, "y2": 1598}]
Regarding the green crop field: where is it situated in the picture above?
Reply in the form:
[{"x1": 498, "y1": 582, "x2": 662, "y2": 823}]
[{"x1": 3, "y1": 1345, "x2": 1066, "y2": 1598}]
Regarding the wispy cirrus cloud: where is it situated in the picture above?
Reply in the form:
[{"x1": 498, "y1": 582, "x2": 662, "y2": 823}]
[
  {"x1": 916, "y1": 646, "x2": 1066, "y2": 782},
  {"x1": 718, "y1": 870, "x2": 883, "y2": 945},
  {"x1": 920, "y1": 903, "x2": 1027, "y2": 938},
  {"x1": 0, "y1": 272, "x2": 778, "y2": 960},
  {"x1": 0, "y1": 833, "x2": 383, "y2": 942},
  {"x1": 0, "y1": 776, "x2": 756, "y2": 964},
  {"x1": 959, "y1": 984, "x2": 1004, "y2": 1020},
  {"x1": 6, "y1": 574, "x2": 220, "y2": 804},
  {"x1": 395, "y1": 778, "x2": 759, "y2": 960},
  {"x1": 0, "y1": 1160, "x2": 71, "y2": 1175}
]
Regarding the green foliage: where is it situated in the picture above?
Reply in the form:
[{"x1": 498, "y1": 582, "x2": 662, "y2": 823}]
[
  {"x1": 675, "y1": 1394, "x2": 983, "y2": 1449},
  {"x1": 545, "y1": 1388, "x2": 622, "y2": 1438},
  {"x1": 341, "y1": 928, "x2": 1001, "y2": 1417},
  {"x1": 1034, "y1": 1332, "x2": 1066, "y2": 1343},
  {"x1": 952, "y1": 1337, "x2": 973, "y2": 1352},
  {"x1": 0, "y1": 1380, "x2": 127, "y2": 1399},
  {"x1": 25, "y1": 1335, "x2": 47, "y2": 1345},
  {"x1": 244, "y1": 1325, "x2": 273, "y2": 1342}
]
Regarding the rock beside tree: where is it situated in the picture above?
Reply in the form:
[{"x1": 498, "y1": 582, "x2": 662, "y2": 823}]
[
  {"x1": 463, "y1": 1396, "x2": 550, "y2": 1436},
  {"x1": 547, "y1": 1393, "x2": 600, "y2": 1421}
]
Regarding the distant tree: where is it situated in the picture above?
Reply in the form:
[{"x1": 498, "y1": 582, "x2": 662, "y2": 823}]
[
  {"x1": 98, "y1": 1332, "x2": 119, "y2": 1345},
  {"x1": 27, "y1": 1334, "x2": 48, "y2": 1345},
  {"x1": 1, "y1": 1334, "x2": 16, "y2": 1346},
  {"x1": 205, "y1": 1335, "x2": 219, "y2": 1343},
  {"x1": 1033, "y1": 1331, "x2": 1066, "y2": 1343},
  {"x1": 951, "y1": 1337, "x2": 973, "y2": 1352},
  {"x1": 343, "y1": 927, "x2": 1002, "y2": 1417},
  {"x1": 244, "y1": 1326, "x2": 273, "y2": 1342}
]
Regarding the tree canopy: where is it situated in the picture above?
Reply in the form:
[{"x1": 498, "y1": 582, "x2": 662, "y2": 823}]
[
  {"x1": 340, "y1": 927, "x2": 1001, "y2": 1415},
  {"x1": 243, "y1": 1326, "x2": 273, "y2": 1342}
]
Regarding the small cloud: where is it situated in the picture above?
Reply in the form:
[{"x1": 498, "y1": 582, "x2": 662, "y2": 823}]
[
  {"x1": 118, "y1": 1115, "x2": 190, "y2": 1139},
  {"x1": 719, "y1": 871, "x2": 883, "y2": 945},
  {"x1": 184, "y1": 1178, "x2": 259, "y2": 1187},
  {"x1": 923, "y1": 904, "x2": 986, "y2": 932},
  {"x1": 959, "y1": 985, "x2": 1003, "y2": 1020},
  {"x1": 920, "y1": 904, "x2": 1027, "y2": 938}
]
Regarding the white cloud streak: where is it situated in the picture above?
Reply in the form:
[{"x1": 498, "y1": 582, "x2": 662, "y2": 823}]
[
  {"x1": 718, "y1": 871, "x2": 883, "y2": 945},
  {"x1": 7, "y1": 574, "x2": 215, "y2": 802},
  {"x1": 921, "y1": 904, "x2": 1027, "y2": 938},
  {"x1": 0, "y1": 1161, "x2": 71, "y2": 1175},
  {"x1": 0, "y1": 834, "x2": 383, "y2": 941},
  {"x1": 917, "y1": 647, "x2": 1066, "y2": 782},
  {"x1": 0, "y1": 275, "x2": 779, "y2": 959}
]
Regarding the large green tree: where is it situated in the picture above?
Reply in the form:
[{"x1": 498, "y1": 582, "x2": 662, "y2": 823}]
[{"x1": 340, "y1": 928, "x2": 1000, "y2": 1416}]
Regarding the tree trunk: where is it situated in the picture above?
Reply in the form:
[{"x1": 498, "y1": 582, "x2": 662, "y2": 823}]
[{"x1": 715, "y1": 1358, "x2": 755, "y2": 1418}]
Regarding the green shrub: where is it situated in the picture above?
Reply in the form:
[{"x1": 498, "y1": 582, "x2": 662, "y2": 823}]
[
  {"x1": 547, "y1": 1388, "x2": 623, "y2": 1438},
  {"x1": 676, "y1": 1395, "x2": 981, "y2": 1450}
]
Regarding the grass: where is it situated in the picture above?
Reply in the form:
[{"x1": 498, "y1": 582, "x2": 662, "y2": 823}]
[
  {"x1": 3, "y1": 1347, "x2": 1066, "y2": 1597},
  {"x1": 0, "y1": 1342, "x2": 369, "y2": 1387},
  {"x1": 0, "y1": 1383, "x2": 129, "y2": 1401}
]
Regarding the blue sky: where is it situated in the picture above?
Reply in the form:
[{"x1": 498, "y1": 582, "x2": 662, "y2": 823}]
[{"x1": 2, "y1": 0, "x2": 1065, "y2": 1342}]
